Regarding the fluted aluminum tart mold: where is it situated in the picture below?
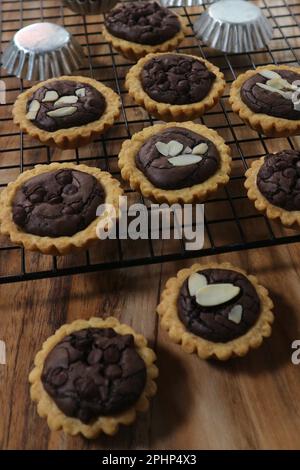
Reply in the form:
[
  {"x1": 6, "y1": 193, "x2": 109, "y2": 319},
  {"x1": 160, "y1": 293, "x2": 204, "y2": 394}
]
[
  {"x1": 194, "y1": 0, "x2": 273, "y2": 54},
  {"x1": 2, "y1": 22, "x2": 85, "y2": 81},
  {"x1": 159, "y1": 0, "x2": 205, "y2": 6},
  {"x1": 62, "y1": 0, "x2": 118, "y2": 14}
]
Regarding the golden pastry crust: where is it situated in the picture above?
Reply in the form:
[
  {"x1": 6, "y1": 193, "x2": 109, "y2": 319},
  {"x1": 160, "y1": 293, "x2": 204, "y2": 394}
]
[
  {"x1": 125, "y1": 52, "x2": 226, "y2": 121},
  {"x1": 157, "y1": 262, "x2": 274, "y2": 361},
  {"x1": 245, "y1": 157, "x2": 300, "y2": 228},
  {"x1": 118, "y1": 122, "x2": 231, "y2": 204},
  {"x1": 12, "y1": 76, "x2": 120, "y2": 149},
  {"x1": 229, "y1": 65, "x2": 300, "y2": 137},
  {"x1": 29, "y1": 317, "x2": 158, "y2": 439},
  {"x1": 102, "y1": 12, "x2": 187, "y2": 61},
  {"x1": 0, "y1": 162, "x2": 123, "y2": 255}
]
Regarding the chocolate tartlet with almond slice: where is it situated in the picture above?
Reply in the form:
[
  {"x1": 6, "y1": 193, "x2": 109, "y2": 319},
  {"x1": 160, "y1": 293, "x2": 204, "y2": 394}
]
[
  {"x1": 103, "y1": 1, "x2": 186, "y2": 60},
  {"x1": 126, "y1": 52, "x2": 225, "y2": 121},
  {"x1": 119, "y1": 122, "x2": 231, "y2": 204},
  {"x1": 157, "y1": 262, "x2": 274, "y2": 360},
  {"x1": 245, "y1": 149, "x2": 300, "y2": 227},
  {"x1": 13, "y1": 76, "x2": 120, "y2": 149},
  {"x1": 29, "y1": 317, "x2": 158, "y2": 438},
  {"x1": 0, "y1": 162, "x2": 123, "y2": 255},
  {"x1": 230, "y1": 65, "x2": 300, "y2": 137}
]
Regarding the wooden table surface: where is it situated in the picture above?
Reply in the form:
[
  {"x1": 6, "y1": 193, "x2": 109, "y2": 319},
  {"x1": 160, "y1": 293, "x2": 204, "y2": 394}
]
[{"x1": 1, "y1": 0, "x2": 300, "y2": 450}]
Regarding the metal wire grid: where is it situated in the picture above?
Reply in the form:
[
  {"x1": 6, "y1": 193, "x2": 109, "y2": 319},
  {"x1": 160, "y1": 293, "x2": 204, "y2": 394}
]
[{"x1": 0, "y1": 0, "x2": 300, "y2": 284}]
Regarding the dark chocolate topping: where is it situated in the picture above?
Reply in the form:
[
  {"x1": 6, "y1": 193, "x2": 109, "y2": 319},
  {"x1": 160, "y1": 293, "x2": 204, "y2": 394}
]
[
  {"x1": 141, "y1": 54, "x2": 216, "y2": 105},
  {"x1": 27, "y1": 80, "x2": 106, "y2": 132},
  {"x1": 104, "y1": 1, "x2": 181, "y2": 46},
  {"x1": 178, "y1": 269, "x2": 261, "y2": 343},
  {"x1": 136, "y1": 127, "x2": 220, "y2": 190},
  {"x1": 12, "y1": 169, "x2": 105, "y2": 237},
  {"x1": 41, "y1": 328, "x2": 147, "y2": 423},
  {"x1": 241, "y1": 69, "x2": 300, "y2": 120},
  {"x1": 257, "y1": 149, "x2": 300, "y2": 211}
]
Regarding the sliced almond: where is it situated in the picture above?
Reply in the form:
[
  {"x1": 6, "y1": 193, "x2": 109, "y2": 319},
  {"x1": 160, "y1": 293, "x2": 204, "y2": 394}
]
[
  {"x1": 75, "y1": 87, "x2": 86, "y2": 98},
  {"x1": 196, "y1": 283, "x2": 240, "y2": 307},
  {"x1": 258, "y1": 70, "x2": 282, "y2": 80},
  {"x1": 257, "y1": 82, "x2": 293, "y2": 100},
  {"x1": 188, "y1": 273, "x2": 207, "y2": 297},
  {"x1": 184, "y1": 146, "x2": 192, "y2": 154},
  {"x1": 26, "y1": 100, "x2": 40, "y2": 120},
  {"x1": 168, "y1": 140, "x2": 183, "y2": 157},
  {"x1": 192, "y1": 143, "x2": 208, "y2": 155},
  {"x1": 267, "y1": 77, "x2": 297, "y2": 91},
  {"x1": 42, "y1": 90, "x2": 59, "y2": 102},
  {"x1": 228, "y1": 304, "x2": 243, "y2": 324},
  {"x1": 168, "y1": 154, "x2": 202, "y2": 166},
  {"x1": 54, "y1": 95, "x2": 78, "y2": 107},
  {"x1": 47, "y1": 106, "x2": 77, "y2": 118},
  {"x1": 155, "y1": 141, "x2": 169, "y2": 156}
]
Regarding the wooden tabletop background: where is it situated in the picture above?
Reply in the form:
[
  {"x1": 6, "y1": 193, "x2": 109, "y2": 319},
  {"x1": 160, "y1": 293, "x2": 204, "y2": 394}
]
[{"x1": 1, "y1": 0, "x2": 300, "y2": 450}]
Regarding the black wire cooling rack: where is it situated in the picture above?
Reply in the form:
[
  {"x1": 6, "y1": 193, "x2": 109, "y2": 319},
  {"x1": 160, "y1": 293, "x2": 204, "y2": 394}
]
[{"x1": 0, "y1": 0, "x2": 300, "y2": 284}]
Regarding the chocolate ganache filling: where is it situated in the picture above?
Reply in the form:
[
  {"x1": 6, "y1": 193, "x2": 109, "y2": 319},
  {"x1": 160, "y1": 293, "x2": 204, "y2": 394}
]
[
  {"x1": 141, "y1": 54, "x2": 216, "y2": 105},
  {"x1": 136, "y1": 127, "x2": 220, "y2": 190},
  {"x1": 178, "y1": 269, "x2": 260, "y2": 343},
  {"x1": 104, "y1": 1, "x2": 181, "y2": 46},
  {"x1": 12, "y1": 169, "x2": 105, "y2": 237},
  {"x1": 26, "y1": 80, "x2": 106, "y2": 132},
  {"x1": 41, "y1": 328, "x2": 147, "y2": 423},
  {"x1": 257, "y1": 149, "x2": 300, "y2": 211},
  {"x1": 241, "y1": 69, "x2": 300, "y2": 120}
]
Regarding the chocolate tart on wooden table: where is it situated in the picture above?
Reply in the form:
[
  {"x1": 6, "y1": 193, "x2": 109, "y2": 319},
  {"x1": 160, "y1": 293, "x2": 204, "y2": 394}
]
[
  {"x1": 12, "y1": 76, "x2": 120, "y2": 149},
  {"x1": 245, "y1": 149, "x2": 300, "y2": 228},
  {"x1": 125, "y1": 52, "x2": 225, "y2": 121},
  {"x1": 229, "y1": 65, "x2": 300, "y2": 137},
  {"x1": 118, "y1": 122, "x2": 231, "y2": 204},
  {"x1": 29, "y1": 317, "x2": 158, "y2": 438},
  {"x1": 0, "y1": 162, "x2": 123, "y2": 255},
  {"x1": 102, "y1": 1, "x2": 187, "y2": 61},
  {"x1": 157, "y1": 262, "x2": 274, "y2": 360}
]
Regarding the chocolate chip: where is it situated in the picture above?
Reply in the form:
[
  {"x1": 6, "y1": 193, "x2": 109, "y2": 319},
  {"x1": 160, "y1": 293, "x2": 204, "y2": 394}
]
[
  {"x1": 105, "y1": 1, "x2": 180, "y2": 46},
  {"x1": 41, "y1": 328, "x2": 147, "y2": 423},
  {"x1": 87, "y1": 349, "x2": 103, "y2": 365},
  {"x1": 257, "y1": 150, "x2": 300, "y2": 211},
  {"x1": 105, "y1": 364, "x2": 122, "y2": 379},
  {"x1": 141, "y1": 54, "x2": 216, "y2": 105},
  {"x1": 103, "y1": 345, "x2": 120, "y2": 364},
  {"x1": 56, "y1": 170, "x2": 73, "y2": 185},
  {"x1": 12, "y1": 169, "x2": 105, "y2": 238},
  {"x1": 13, "y1": 206, "x2": 27, "y2": 225},
  {"x1": 49, "y1": 368, "x2": 68, "y2": 387}
]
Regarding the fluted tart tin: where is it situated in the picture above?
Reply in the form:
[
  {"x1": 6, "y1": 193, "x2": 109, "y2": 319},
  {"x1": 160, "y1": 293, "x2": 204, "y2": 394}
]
[
  {"x1": 62, "y1": 0, "x2": 118, "y2": 15},
  {"x1": 159, "y1": 0, "x2": 205, "y2": 6},
  {"x1": 2, "y1": 23, "x2": 85, "y2": 81},
  {"x1": 194, "y1": 0, "x2": 273, "y2": 54}
]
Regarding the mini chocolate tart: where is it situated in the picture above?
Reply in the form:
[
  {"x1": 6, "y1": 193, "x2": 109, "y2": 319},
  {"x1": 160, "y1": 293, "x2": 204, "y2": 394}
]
[
  {"x1": 118, "y1": 122, "x2": 231, "y2": 204},
  {"x1": 102, "y1": 1, "x2": 186, "y2": 61},
  {"x1": 245, "y1": 149, "x2": 300, "y2": 227},
  {"x1": 29, "y1": 317, "x2": 158, "y2": 438},
  {"x1": 126, "y1": 52, "x2": 225, "y2": 121},
  {"x1": 230, "y1": 65, "x2": 300, "y2": 137},
  {"x1": 0, "y1": 162, "x2": 123, "y2": 255},
  {"x1": 157, "y1": 262, "x2": 274, "y2": 360},
  {"x1": 13, "y1": 76, "x2": 120, "y2": 149}
]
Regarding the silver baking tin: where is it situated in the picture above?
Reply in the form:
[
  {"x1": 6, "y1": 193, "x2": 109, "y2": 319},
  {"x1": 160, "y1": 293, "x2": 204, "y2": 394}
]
[
  {"x1": 2, "y1": 22, "x2": 85, "y2": 81},
  {"x1": 194, "y1": 0, "x2": 273, "y2": 54},
  {"x1": 159, "y1": 0, "x2": 205, "y2": 6},
  {"x1": 62, "y1": 0, "x2": 118, "y2": 14}
]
